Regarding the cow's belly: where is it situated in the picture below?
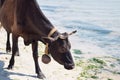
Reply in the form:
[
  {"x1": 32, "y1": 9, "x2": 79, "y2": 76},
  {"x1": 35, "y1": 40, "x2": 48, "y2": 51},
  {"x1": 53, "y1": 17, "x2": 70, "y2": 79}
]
[{"x1": 0, "y1": 14, "x2": 13, "y2": 33}]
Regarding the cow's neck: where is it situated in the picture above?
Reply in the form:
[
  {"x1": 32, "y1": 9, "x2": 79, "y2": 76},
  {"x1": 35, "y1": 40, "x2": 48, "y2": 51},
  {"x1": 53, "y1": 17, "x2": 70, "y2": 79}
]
[
  {"x1": 23, "y1": 24, "x2": 59, "y2": 45},
  {"x1": 27, "y1": 0, "x2": 60, "y2": 43},
  {"x1": 39, "y1": 26, "x2": 60, "y2": 44},
  {"x1": 17, "y1": 0, "x2": 60, "y2": 45}
]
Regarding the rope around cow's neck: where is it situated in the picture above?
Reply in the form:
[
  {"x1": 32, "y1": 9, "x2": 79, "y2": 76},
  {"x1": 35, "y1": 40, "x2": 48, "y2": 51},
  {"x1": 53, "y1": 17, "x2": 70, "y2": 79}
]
[{"x1": 45, "y1": 28, "x2": 57, "y2": 55}]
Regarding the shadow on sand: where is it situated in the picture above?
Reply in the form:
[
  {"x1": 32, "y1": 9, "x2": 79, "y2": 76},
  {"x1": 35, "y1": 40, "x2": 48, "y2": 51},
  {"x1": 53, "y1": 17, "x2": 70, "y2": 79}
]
[
  {"x1": 0, "y1": 60, "x2": 10, "y2": 80},
  {"x1": 0, "y1": 52, "x2": 37, "y2": 80}
]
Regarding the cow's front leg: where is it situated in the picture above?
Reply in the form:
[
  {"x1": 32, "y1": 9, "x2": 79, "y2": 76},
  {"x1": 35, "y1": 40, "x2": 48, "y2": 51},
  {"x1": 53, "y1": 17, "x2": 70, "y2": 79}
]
[
  {"x1": 7, "y1": 35, "x2": 19, "y2": 69},
  {"x1": 32, "y1": 41, "x2": 45, "y2": 79}
]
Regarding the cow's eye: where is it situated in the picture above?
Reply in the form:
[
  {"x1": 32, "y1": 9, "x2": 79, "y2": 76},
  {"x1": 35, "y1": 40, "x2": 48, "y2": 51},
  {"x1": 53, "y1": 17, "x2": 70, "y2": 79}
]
[{"x1": 58, "y1": 39, "x2": 64, "y2": 45}]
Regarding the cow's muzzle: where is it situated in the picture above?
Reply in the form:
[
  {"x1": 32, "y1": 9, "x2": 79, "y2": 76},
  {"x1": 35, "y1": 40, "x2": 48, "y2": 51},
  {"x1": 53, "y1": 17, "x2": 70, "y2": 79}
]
[{"x1": 64, "y1": 63, "x2": 75, "y2": 70}]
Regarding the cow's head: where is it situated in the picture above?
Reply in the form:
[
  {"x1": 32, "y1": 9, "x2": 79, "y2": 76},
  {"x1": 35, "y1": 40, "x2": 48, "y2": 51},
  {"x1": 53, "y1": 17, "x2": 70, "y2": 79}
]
[{"x1": 43, "y1": 30, "x2": 76, "y2": 70}]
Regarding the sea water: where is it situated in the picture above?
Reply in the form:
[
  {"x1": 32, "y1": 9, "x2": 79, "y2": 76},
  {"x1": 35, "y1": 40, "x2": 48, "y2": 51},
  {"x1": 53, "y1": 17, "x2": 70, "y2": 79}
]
[{"x1": 37, "y1": 0, "x2": 120, "y2": 58}]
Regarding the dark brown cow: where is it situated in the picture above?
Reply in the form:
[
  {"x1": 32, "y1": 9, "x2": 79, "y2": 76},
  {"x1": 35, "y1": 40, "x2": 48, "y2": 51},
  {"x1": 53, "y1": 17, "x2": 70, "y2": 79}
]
[{"x1": 0, "y1": 0, "x2": 76, "y2": 79}]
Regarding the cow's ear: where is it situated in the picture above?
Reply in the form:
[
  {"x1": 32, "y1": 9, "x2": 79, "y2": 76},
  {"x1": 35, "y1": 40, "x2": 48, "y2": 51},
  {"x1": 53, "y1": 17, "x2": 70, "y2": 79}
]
[{"x1": 42, "y1": 37, "x2": 55, "y2": 43}]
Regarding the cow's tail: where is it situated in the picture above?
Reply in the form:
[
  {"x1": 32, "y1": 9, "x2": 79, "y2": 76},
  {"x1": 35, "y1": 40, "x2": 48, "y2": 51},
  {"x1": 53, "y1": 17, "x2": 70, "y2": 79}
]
[
  {"x1": 0, "y1": 22, "x2": 1, "y2": 26},
  {"x1": 0, "y1": 22, "x2": 2, "y2": 29},
  {"x1": 0, "y1": 22, "x2": 2, "y2": 28}
]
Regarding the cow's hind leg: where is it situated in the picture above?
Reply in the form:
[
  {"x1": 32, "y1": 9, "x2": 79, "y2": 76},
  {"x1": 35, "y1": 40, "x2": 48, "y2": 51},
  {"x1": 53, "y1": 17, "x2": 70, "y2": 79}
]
[
  {"x1": 6, "y1": 32, "x2": 19, "y2": 56},
  {"x1": 7, "y1": 35, "x2": 19, "y2": 69},
  {"x1": 6, "y1": 32, "x2": 11, "y2": 53},
  {"x1": 32, "y1": 41, "x2": 45, "y2": 79}
]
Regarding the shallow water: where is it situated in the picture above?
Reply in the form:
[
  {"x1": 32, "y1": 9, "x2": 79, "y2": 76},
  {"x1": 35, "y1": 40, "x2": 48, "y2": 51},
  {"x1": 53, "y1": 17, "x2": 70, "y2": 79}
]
[{"x1": 37, "y1": 0, "x2": 120, "y2": 57}]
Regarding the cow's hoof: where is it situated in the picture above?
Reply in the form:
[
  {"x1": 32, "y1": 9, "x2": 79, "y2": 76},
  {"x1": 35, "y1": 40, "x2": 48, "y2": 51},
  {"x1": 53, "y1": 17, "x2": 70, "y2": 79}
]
[
  {"x1": 6, "y1": 50, "x2": 11, "y2": 54},
  {"x1": 37, "y1": 72, "x2": 46, "y2": 79},
  {"x1": 6, "y1": 47, "x2": 11, "y2": 53},
  {"x1": 7, "y1": 65, "x2": 13, "y2": 70},
  {"x1": 6, "y1": 49, "x2": 11, "y2": 54}
]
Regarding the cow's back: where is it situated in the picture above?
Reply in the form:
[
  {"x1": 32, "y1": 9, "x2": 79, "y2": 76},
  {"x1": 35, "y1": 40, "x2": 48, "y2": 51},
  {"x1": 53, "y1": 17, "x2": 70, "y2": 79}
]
[{"x1": 0, "y1": 0, "x2": 15, "y2": 32}]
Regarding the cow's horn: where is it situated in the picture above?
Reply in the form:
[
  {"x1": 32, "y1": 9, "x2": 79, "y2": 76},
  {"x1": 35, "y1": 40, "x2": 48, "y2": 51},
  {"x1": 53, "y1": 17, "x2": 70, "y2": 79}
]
[
  {"x1": 59, "y1": 32, "x2": 68, "y2": 39},
  {"x1": 59, "y1": 35, "x2": 66, "y2": 39},
  {"x1": 69, "y1": 30, "x2": 77, "y2": 35}
]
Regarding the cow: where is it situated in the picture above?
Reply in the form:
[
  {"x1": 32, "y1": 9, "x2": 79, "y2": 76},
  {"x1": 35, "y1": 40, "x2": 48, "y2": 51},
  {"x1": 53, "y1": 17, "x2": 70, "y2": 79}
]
[{"x1": 0, "y1": 0, "x2": 76, "y2": 79}]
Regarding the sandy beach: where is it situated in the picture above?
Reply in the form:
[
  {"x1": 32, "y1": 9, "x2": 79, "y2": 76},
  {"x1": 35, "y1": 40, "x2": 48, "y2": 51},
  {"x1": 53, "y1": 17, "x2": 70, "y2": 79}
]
[{"x1": 0, "y1": 0, "x2": 120, "y2": 79}]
